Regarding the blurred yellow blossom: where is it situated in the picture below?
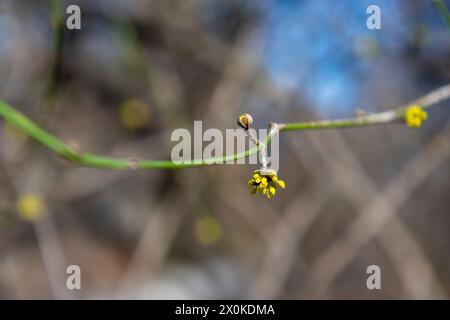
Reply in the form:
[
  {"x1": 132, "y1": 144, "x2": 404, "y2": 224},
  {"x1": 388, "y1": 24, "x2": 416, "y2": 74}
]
[
  {"x1": 404, "y1": 105, "x2": 427, "y2": 128},
  {"x1": 17, "y1": 193, "x2": 45, "y2": 221},
  {"x1": 119, "y1": 99, "x2": 151, "y2": 130},
  {"x1": 194, "y1": 215, "x2": 223, "y2": 245}
]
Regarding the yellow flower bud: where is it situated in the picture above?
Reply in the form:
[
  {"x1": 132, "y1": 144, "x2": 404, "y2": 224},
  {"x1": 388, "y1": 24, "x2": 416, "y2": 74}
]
[{"x1": 237, "y1": 113, "x2": 253, "y2": 130}]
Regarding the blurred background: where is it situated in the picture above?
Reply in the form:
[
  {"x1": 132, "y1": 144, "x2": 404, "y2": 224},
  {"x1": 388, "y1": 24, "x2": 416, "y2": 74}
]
[{"x1": 0, "y1": 0, "x2": 449, "y2": 299}]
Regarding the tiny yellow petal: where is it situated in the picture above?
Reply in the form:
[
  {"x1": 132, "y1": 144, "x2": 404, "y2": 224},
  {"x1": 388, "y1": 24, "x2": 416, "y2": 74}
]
[
  {"x1": 269, "y1": 186, "x2": 276, "y2": 195},
  {"x1": 277, "y1": 180, "x2": 286, "y2": 189},
  {"x1": 421, "y1": 111, "x2": 428, "y2": 120}
]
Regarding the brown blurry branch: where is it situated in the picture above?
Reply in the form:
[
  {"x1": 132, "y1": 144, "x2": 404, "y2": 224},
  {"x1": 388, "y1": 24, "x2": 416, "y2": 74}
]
[{"x1": 310, "y1": 124, "x2": 450, "y2": 294}]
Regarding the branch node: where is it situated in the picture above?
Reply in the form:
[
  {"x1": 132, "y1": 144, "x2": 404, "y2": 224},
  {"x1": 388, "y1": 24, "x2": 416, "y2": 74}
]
[{"x1": 127, "y1": 157, "x2": 141, "y2": 170}]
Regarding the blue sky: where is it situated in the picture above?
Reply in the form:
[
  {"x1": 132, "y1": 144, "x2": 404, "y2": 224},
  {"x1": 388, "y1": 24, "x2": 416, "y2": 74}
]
[{"x1": 259, "y1": 0, "x2": 449, "y2": 116}]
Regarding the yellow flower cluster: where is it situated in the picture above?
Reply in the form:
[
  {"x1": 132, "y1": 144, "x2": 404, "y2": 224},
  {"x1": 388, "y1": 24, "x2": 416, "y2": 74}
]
[
  {"x1": 248, "y1": 169, "x2": 286, "y2": 199},
  {"x1": 404, "y1": 105, "x2": 427, "y2": 128}
]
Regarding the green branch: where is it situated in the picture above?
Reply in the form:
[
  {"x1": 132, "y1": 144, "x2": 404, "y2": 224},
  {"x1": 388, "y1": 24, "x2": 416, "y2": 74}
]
[{"x1": 0, "y1": 84, "x2": 449, "y2": 170}]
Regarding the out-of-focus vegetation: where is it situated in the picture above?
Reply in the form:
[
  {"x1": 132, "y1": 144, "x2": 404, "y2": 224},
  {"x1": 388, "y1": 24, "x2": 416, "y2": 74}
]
[{"x1": 0, "y1": 0, "x2": 449, "y2": 299}]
